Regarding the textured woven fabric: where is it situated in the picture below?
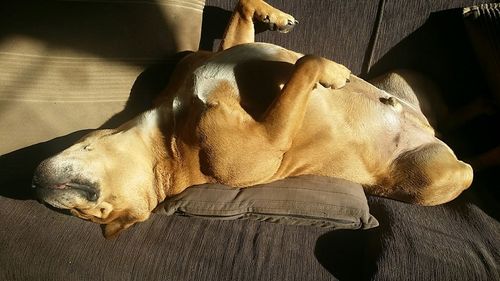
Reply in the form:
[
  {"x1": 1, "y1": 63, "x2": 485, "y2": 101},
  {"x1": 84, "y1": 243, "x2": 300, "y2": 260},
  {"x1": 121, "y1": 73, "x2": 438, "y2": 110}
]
[
  {"x1": 0, "y1": 0, "x2": 204, "y2": 154},
  {"x1": 1, "y1": 190, "x2": 498, "y2": 280},
  {"x1": 0, "y1": 195, "x2": 336, "y2": 281},
  {"x1": 315, "y1": 196, "x2": 500, "y2": 281},
  {"x1": 157, "y1": 176, "x2": 379, "y2": 230},
  {"x1": 367, "y1": 196, "x2": 500, "y2": 281},
  {"x1": 366, "y1": 0, "x2": 493, "y2": 73},
  {"x1": 204, "y1": 0, "x2": 380, "y2": 75}
]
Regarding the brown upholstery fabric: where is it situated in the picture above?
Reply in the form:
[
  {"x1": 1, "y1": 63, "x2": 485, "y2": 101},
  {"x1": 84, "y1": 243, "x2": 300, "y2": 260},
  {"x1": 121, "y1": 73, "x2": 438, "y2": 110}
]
[
  {"x1": 0, "y1": 195, "x2": 337, "y2": 281},
  {"x1": 316, "y1": 196, "x2": 500, "y2": 281},
  {"x1": 1, "y1": 190, "x2": 498, "y2": 281},
  {"x1": 366, "y1": 0, "x2": 494, "y2": 73},
  {"x1": 204, "y1": 0, "x2": 380, "y2": 75},
  {"x1": 0, "y1": 0, "x2": 204, "y2": 154}
]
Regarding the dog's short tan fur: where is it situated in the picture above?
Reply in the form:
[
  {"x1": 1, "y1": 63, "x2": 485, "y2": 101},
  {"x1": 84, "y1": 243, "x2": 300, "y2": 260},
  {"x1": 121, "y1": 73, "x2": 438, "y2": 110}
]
[{"x1": 33, "y1": 0, "x2": 473, "y2": 238}]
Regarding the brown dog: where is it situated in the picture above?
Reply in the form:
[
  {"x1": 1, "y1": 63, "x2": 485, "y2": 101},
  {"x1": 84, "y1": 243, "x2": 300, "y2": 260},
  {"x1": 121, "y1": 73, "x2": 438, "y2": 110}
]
[{"x1": 32, "y1": 0, "x2": 473, "y2": 238}]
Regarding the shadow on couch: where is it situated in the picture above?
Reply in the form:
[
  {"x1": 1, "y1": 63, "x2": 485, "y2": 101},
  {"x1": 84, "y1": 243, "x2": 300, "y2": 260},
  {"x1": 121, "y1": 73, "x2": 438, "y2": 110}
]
[
  {"x1": 100, "y1": 52, "x2": 190, "y2": 129},
  {"x1": 314, "y1": 227, "x2": 383, "y2": 280},
  {"x1": 0, "y1": 130, "x2": 92, "y2": 200},
  {"x1": 0, "y1": 1, "x2": 179, "y2": 66}
]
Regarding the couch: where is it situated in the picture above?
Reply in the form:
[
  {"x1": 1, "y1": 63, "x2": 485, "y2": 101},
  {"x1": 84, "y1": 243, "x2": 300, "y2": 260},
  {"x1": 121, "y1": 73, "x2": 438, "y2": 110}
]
[{"x1": 1, "y1": 0, "x2": 499, "y2": 280}]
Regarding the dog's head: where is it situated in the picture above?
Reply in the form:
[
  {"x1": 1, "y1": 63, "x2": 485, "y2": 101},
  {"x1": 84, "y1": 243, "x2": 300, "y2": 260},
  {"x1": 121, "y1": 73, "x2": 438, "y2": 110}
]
[{"x1": 32, "y1": 128, "x2": 159, "y2": 238}]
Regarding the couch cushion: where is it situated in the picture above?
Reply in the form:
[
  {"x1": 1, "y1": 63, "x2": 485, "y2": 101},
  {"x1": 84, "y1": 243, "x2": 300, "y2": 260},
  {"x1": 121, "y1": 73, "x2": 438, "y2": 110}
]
[
  {"x1": 157, "y1": 175, "x2": 379, "y2": 230},
  {"x1": 0, "y1": 0, "x2": 204, "y2": 155}
]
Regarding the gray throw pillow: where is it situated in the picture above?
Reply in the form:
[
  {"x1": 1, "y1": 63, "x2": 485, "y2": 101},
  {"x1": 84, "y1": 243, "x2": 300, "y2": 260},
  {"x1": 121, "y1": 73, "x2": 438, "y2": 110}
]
[{"x1": 155, "y1": 175, "x2": 379, "y2": 230}]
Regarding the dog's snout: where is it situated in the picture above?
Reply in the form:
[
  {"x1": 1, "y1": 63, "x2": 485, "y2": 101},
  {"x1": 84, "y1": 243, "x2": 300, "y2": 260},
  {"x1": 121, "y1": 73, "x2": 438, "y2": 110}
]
[
  {"x1": 32, "y1": 158, "x2": 68, "y2": 189},
  {"x1": 33, "y1": 157, "x2": 100, "y2": 204},
  {"x1": 32, "y1": 158, "x2": 58, "y2": 189}
]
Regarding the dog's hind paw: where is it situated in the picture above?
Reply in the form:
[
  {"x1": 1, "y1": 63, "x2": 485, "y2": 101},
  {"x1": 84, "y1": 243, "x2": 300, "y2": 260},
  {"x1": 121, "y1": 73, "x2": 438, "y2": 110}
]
[
  {"x1": 252, "y1": 1, "x2": 298, "y2": 33},
  {"x1": 260, "y1": 14, "x2": 298, "y2": 33}
]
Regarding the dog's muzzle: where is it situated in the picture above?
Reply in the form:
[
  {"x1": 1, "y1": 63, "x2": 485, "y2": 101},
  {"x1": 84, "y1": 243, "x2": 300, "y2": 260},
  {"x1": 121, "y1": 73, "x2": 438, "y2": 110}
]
[{"x1": 32, "y1": 158, "x2": 100, "y2": 207}]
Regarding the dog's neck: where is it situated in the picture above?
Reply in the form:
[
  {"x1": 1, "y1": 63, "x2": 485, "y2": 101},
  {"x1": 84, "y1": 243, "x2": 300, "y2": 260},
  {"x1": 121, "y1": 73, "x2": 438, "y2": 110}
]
[{"x1": 132, "y1": 104, "x2": 210, "y2": 204}]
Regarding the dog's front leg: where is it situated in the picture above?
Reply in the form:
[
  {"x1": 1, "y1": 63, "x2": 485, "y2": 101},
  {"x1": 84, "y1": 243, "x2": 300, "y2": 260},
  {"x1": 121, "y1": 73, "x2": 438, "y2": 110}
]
[
  {"x1": 220, "y1": 0, "x2": 298, "y2": 51},
  {"x1": 261, "y1": 55, "x2": 350, "y2": 150}
]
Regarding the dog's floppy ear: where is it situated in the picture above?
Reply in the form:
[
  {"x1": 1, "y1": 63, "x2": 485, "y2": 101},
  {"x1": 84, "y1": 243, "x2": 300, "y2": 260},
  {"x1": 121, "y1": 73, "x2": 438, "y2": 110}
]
[{"x1": 101, "y1": 210, "x2": 141, "y2": 239}]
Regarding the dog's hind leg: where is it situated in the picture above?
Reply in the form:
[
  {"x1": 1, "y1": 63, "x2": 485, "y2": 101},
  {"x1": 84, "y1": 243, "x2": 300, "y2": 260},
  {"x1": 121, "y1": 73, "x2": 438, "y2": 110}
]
[
  {"x1": 219, "y1": 0, "x2": 298, "y2": 51},
  {"x1": 261, "y1": 55, "x2": 350, "y2": 150},
  {"x1": 196, "y1": 55, "x2": 349, "y2": 185},
  {"x1": 368, "y1": 142, "x2": 473, "y2": 205}
]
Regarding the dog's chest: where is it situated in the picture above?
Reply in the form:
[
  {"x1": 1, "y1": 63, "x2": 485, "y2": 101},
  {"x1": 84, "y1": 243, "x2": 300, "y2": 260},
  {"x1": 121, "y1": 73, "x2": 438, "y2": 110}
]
[{"x1": 190, "y1": 43, "x2": 298, "y2": 108}]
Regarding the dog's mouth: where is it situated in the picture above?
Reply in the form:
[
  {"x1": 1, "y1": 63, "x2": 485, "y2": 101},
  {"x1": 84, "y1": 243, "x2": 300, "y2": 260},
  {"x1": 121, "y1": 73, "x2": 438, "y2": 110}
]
[
  {"x1": 33, "y1": 179, "x2": 100, "y2": 208},
  {"x1": 32, "y1": 157, "x2": 101, "y2": 207},
  {"x1": 52, "y1": 181, "x2": 99, "y2": 201}
]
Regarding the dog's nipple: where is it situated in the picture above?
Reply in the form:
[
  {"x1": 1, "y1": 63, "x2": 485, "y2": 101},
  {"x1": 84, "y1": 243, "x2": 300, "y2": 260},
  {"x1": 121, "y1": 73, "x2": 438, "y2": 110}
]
[
  {"x1": 380, "y1": 96, "x2": 403, "y2": 112},
  {"x1": 379, "y1": 96, "x2": 395, "y2": 106}
]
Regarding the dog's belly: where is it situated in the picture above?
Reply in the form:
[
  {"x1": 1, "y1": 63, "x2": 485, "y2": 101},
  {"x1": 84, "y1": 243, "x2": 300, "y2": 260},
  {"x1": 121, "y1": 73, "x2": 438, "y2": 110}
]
[
  {"x1": 280, "y1": 77, "x2": 436, "y2": 179},
  {"x1": 275, "y1": 85, "x2": 400, "y2": 184},
  {"x1": 187, "y1": 43, "x2": 436, "y2": 186}
]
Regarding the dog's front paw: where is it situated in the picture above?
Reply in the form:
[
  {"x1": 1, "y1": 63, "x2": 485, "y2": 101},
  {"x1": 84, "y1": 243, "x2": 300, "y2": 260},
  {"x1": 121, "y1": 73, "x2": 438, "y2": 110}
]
[
  {"x1": 318, "y1": 59, "x2": 351, "y2": 89},
  {"x1": 297, "y1": 55, "x2": 351, "y2": 89}
]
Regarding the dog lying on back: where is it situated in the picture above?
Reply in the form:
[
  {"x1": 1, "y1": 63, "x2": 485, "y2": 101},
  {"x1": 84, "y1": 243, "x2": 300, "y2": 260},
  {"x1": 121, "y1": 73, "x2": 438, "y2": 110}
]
[{"x1": 33, "y1": 0, "x2": 473, "y2": 238}]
